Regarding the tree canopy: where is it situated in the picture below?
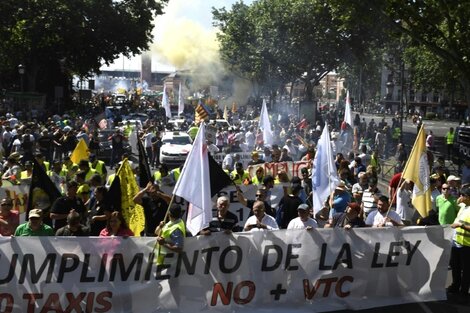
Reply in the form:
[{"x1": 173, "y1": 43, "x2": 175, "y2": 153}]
[{"x1": 0, "y1": 0, "x2": 168, "y2": 93}]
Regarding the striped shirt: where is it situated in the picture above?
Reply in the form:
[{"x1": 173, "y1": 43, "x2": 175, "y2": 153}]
[{"x1": 362, "y1": 188, "x2": 382, "y2": 215}]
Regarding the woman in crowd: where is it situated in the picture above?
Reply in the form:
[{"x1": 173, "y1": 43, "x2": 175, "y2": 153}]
[{"x1": 99, "y1": 211, "x2": 134, "y2": 237}]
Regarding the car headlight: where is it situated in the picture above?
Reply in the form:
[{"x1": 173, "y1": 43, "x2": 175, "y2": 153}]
[{"x1": 161, "y1": 151, "x2": 170, "y2": 156}]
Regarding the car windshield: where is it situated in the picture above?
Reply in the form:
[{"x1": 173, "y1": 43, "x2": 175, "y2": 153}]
[{"x1": 163, "y1": 136, "x2": 191, "y2": 145}]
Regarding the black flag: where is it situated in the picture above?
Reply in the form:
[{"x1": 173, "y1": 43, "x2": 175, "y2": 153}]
[
  {"x1": 208, "y1": 153, "x2": 233, "y2": 197},
  {"x1": 105, "y1": 175, "x2": 122, "y2": 212},
  {"x1": 27, "y1": 159, "x2": 62, "y2": 218},
  {"x1": 137, "y1": 138, "x2": 153, "y2": 188}
]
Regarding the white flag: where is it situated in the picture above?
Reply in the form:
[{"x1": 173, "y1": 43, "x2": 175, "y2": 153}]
[
  {"x1": 173, "y1": 122, "x2": 212, "y2": 234},
  {"x1": 259, "y1": 99, "x2": 274, "y2": 146},
  {"x1": 344, "y1": 90, "x2": 353, "y2": 126},
  {"x1": 178, "y1": 82, "x2": 184, "y2": 116},
  {"x1": 162, "y1": 85, "x2": 171, "y2": 118},
  {"x1": 312, "y1": 123, "x2": 340, "y2": 214}
]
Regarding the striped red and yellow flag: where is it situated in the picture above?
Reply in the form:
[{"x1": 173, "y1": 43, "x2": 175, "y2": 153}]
[{"x1": 195, "y1": 103, "x2": 209, "y2": 123}]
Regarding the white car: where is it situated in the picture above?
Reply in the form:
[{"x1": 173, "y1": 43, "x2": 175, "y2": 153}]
[{"x1": 159, "y1": 131, "x2": 193, "y2": 167}]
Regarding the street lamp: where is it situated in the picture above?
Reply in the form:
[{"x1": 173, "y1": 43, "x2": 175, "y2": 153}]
[{"x1": 18, "y1": 64, "x2": 25, "y2": 92}]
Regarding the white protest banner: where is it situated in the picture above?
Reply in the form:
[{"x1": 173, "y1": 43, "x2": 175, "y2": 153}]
[
  {"x1": 247, "y1": 161, "x2": 309, "y2": 180},
  {"x1": 0, "y1": 226, "x2": 452, "y2": 312}
]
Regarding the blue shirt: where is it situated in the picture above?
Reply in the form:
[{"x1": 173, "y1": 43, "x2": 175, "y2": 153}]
[{"x1": 329, "y1": 191, "x2": 352, "y2": 218}]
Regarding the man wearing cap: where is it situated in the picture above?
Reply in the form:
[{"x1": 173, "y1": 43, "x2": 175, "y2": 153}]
[
  {"x1": 436, "y1": 183, "x2": 459, "y2": 225},
  {"x1": 0, "y1": 198, "x2": 19, "y2": 236},
  {"x1": 365, "y1": 196, "x2": 403, "y2": 227},
  {"x1": 287, "y1": 204, "x2": 317, "y2": 230},
  {"x1": 14, "y1": 208, "x2": 54, "y2": 236},
  {"x1": 447, "y1": 175, "x2": 462, "y2": 199},
  {"x1": 326, "y1": 203, "x2": 365, "y2": 229},
  {"x1": 89, "y1": 154, "x2": 107, "y2": 182},
  {"x1": 329, "y1": 181, "x2": 352, "y2": 218}
]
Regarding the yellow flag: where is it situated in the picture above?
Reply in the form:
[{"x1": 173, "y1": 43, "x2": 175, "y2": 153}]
[
  {"x1": 117, "y1": 159, "x2": 145, "y2": 236},
  {"x1": 401, "y1": 125, "x2": 432, "y2": 217},
  {"x1": 70, "y1": 139, "x2": 89, "y2": 165}
]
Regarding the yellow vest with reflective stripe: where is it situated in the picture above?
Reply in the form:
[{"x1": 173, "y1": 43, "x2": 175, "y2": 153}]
[
  {"x1": 251, "y1": 175, "x2": 264, "y2": 185},
  {"x1": 20, "y1": 170, "x2": 31, "y2": 180},
  {"x1": 157, "y1": 219, "x2": 186, "y2": 265},
  {"x1": 90, "y1": 160, "x2": 105, "y2": 175},
  {"x1": 171, "y1": 168, "x2": 181, "y2": 181},
  {"x1": 85, "y1": 169, "x2": 97, "y2": 181},
  {"x1": 231, "y1": 170, "x2": 250, "y2": 185},
  {"x1": 455, "y1": 209, "x2": 470, "y2": 247},
  {"x1": 446, "y1": 132, "x2": 455, "y2": 145}
]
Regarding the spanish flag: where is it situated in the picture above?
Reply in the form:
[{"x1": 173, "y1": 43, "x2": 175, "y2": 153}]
[
  {"x1": 70, "y1": 138, "x2": 89, "y2": 165},
  {"x1": 401, "y1": 124, "x2": 432, "y2": 217},
  {"x1": 195, "y1": 101, "x2": 209, "y2": 123}
]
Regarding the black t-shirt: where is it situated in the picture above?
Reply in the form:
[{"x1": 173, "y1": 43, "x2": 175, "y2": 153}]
[
  {"x1": 37, "y1": 135, "x2": 54, "y2": 150},
  {"x1": 141, "y1": 195, "x2": 168, "y2": 236},
  {"x1": 55, "y1": 225, "x2": 90, "y2": 236},
  {"x1": 278, "y1": 195, "x2": 303, "y2": 229},
  {"x1": 51, "y1": 196, "x2": 86, "y2": 230},
  {"x1": 89, "y1": 200, "x2": 112, "y2": 236},
  {"x1": 206, "y1": 210, "x2": 239, "y2": 233}
]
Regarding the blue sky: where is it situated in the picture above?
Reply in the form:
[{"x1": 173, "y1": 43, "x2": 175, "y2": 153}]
[{"x1": 101, "y1": 0, "x2": 253, "y2": 72}]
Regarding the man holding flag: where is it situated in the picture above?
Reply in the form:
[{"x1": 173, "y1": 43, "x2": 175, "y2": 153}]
[
  {"x1": 401, "y1": 124, "x2": 432, "y2": 218},
  {"x1": 172, "y1": 122, "x2": 233, "y2": 236}
]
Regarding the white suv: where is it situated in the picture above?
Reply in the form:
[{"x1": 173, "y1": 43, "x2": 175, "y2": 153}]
[{"x1": 159, "y1": 131, "x2": 193, "y2": 167}]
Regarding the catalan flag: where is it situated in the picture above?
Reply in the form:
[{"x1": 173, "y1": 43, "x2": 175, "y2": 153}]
[{"x1": 195, "y1": 101, "x2": 209, "y2": 123}]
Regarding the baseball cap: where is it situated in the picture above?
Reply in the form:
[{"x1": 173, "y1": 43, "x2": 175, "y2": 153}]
[
  {"x1": 29, "y1": 209, "x2": 42, "y2": 219},
  {"x1": 297, "y1": 204, "x2": 309, "y2": 211},
  {"x1": 447, "y1": 175, "x2": 461, "y2": 182}
]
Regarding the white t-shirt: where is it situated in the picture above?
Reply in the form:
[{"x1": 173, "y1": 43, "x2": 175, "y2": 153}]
[
  {"x1": 287, "y1": 217, "x2": 318, "y2": 230},
  {"x1": 365, "y1": 210, "x2": 402, "y2": 227},
  {"x1": 395, "y1": 188, "x2": 413, "y2": 221},
  {"x1": 143, "y1": 132, "x2": 155, "y2": 148},
  {"x1": 244, "y1": 214, "x2": 279, "y2": 231}
]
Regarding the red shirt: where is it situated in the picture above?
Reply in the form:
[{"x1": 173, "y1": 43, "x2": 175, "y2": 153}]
[
  {"x1": 0, "y1": 210, "x2": 20, "y2": 236},
  {"x1": 99, "y1": 227, "x2": 134, "y2": 237}
]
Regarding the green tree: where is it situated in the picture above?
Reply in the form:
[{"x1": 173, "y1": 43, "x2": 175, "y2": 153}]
[
  {"x1": 0, "y1": 0, "x2": 168, "y2": 96},
  {"x1": 359, "y1": 0, "x2": 470, "y2": 115},
  {"x1": 213, "y1": 0, "x2": 345, "y2": 103}
]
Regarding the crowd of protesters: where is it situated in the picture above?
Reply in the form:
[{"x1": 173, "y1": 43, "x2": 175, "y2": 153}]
[{"x1": 1, "y1": 100, "x2": 470, "y2": 300}]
